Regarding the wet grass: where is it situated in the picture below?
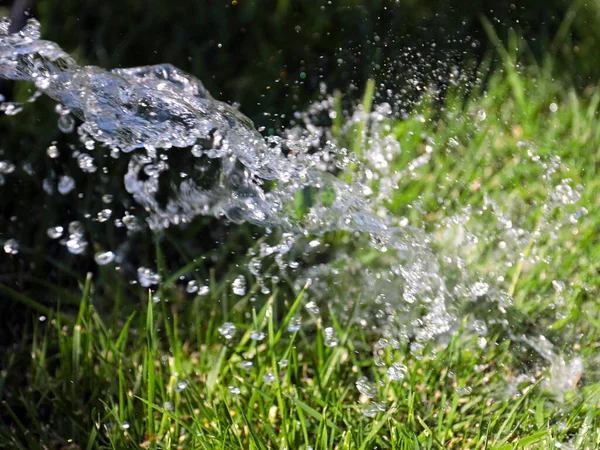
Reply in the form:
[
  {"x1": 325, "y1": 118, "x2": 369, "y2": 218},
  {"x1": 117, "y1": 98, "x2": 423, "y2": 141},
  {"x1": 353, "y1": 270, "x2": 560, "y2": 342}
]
[{"x1": 2, "y1": 43, "x2": 600, "y2": 449}]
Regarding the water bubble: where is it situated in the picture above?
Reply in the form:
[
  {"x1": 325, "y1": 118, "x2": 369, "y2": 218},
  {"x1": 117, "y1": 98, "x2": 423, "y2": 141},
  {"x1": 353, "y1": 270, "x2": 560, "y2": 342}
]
[
  {"x1": 94, "y1": 251, "x2": 115, "y2": 265},
  {"x1": 237, "y1": 360, "x2": 253, "y2": 371},
  {"x1": 228, "y1": 386, "x2": 241, "y2": 396},
  {"x1": 262, "y1": 371, "x2": 276, "y2": 384},
  {"x1": 386, "y1": 363, "x2": 407, "y2": 381},
  {"x1": 57, "y1": 175, "x2": 75, "y2": 195},
  {"x1": 323, "y1": 327, "x2": 338, "y2": 347},
  {"x1": 3, "y1": 238, "x2": 19, "y2": 255},
  {"x1": 218, "y1": 322, "x2": 236, "y2": 340},
  {"x1": 250, "y1": 330, "x2": 266, "y2": 341},
  {"x1": 102, "y1": 194, "x2": 113, "y2": 204},
  {"x1": 186, "y1": 280, "x2": 199, "y2": 293},
  {"x1": 174, "y1": 380, "x2": 188, "y2": 392},
  {"x1": 356, "y1": 377, "x2": 377, "y2": 398},
  {"x1": 232, "y1": 275, "x2": 246, "y2": 296}
]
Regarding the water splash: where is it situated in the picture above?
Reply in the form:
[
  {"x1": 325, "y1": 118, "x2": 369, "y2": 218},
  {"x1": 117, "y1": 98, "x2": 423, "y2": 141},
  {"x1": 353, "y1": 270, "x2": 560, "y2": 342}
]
[{"x1": 0, "y1": 18, "x2": 588, "y2": 399}]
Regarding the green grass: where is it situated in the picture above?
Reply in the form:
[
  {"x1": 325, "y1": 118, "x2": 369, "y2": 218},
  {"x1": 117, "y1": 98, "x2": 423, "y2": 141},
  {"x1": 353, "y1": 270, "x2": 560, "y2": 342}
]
[{"x1": 2, "y1": 37, "x2": 600, "y2": 449}]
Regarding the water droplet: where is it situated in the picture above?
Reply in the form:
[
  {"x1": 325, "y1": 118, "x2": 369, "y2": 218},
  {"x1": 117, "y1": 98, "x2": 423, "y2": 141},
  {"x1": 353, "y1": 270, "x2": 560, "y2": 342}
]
[
  {"x1": 250, "y1": 330, "x2": 266, "y2": 341},
  {"x1": 163, "y1": 401, "x2": 174, "y2": 411},
  {"x1": 287, "y1": 317, "x2": 302, "y2": 332},
  {"x1": 471, "y1": 281, "x2": 489, "y2": 298},
  {"x1": 47, "y1": 226, "x2": 64, "y2": 239},
  {"x1": 455, "y1": 386, "x2": 472, "y2": 396},
  {"x1": 46, "y1": 145, "x2": 59, "y2": 158},
  {"x1": 57, "y1": 175, "x2": 75, "y2": 195},
  {"x1": 305, "y1": 301, "x2": 320, "y2": 314},
  {"x1": 228, "y1": 386, "x2": 240, "y2": 396},
  {"x1": 262, "y1": 371, "x2": 276, "y2": 384},
  {"x1": 277, "y1": 359, "x2": 289, "y2": 368},
  {"x1": 122, "y1": 214, "x2": 140, "y2": 231},
  {"x1": 356, "y1": 377, "x2": 377, "y2": 398},
  {"x1": 472, "y1": 320, "x2": 488, "y2": 336},
  {"x1": 0, "y1": 160, "x2": 16, "y2": 174},
  {"x1": 66, "y1": 237, "x2": 87, "y2": 255},
  {"x1": 137, "y1": 267, "x2": 161, "y2": 287},
  {"x1": 386, "y1": 363, "x2": 407, "y2": 381},
  {"x1": 552, "y1": 280, "x2": 565, "y2": 293},
  {"x1": 77, "y1": 153, "x2": 96, "y2": 173},
  {"x1": 96, "y1": 209, "x2": 112, "y2": 222},
  {"x1": 120, "y1": 421, "x2": 130, "y2": 430},
  {"x1": 324, "y1": 327, "x2": 338, "y2": 347},
  {"x1": 237, "y1": 360, "x2": 253, "y2": 371},
  {"x1": 186, "y1": 280, "x2": 199, "y2": 293},
  {"x1": 174, "y1": 380, "x2": 188, "y2": 392},
  {"x1": 3, "y1": 238, "x2": 18, "y2": 255},
  {"x1": 218, "y1": 322, "x2": 236, "y2": 340},
  {"x1": 94, "y1": 251, "x2": 115, "y2": 265},
  {"x1": 57, "y1": 114, "x2": 75, "y2": 133},
  {"x1": 359, "y1": 402, "x2": 386, "y2": 417},
  {"x1": 198, "y1": 285, "x2": 210, "y2": 296},
  {"x1": 232, "y1": 275, "x2": 246, "y2": 296},
  {"x1": 477, "y1": 337, "x2": 487, "y2": 349}
]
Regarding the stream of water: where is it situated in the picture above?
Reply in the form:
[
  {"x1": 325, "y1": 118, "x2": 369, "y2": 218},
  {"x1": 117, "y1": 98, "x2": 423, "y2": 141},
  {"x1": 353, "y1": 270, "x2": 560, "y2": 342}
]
[{"x1": 0, "y1": 18, "x2": 587, "y2": 405}]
